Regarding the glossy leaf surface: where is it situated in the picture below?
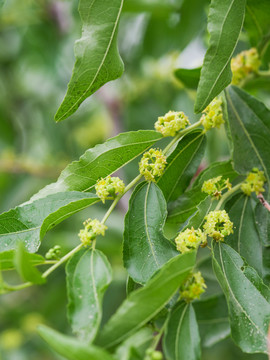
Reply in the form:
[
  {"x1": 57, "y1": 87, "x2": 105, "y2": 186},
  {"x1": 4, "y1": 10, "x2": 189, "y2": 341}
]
[
  {"x1": 213, "y1": 243, "x2": 270, "y2": 353},
  {"x1": 195, "y1": 0, "x2": 246, "y2": 113},
  {"x1": 66, "y1": 248, "x2": 112, "y2": 343},
  {"x1": 123, "y1": 182, "x2": 178, "y2": 284},
  {"x1": 96, "y1": 252, "x2": 196, "y2": 348},
  {"x1": 163, "y1": 302, "x2": 201, "y2": 360},
  {"x1": 55, "y1": 0, "x2": 124, "y2": 121}
]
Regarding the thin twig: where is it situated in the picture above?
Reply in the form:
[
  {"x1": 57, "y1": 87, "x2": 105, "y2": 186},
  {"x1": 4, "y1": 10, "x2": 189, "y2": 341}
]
[{"x1": 257, "y1": 193, "x2": 270, "y2": 212}]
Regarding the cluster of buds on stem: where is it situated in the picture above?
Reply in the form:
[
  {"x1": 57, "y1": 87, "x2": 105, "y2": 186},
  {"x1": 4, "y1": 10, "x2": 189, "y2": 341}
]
[
  {"x1": 154, "y1": 110, "x2": 190, "y2": 137},
  {"x1": 95, "y1": 176, "x2": 125, "y2": 203},
  {"x1": 203, "y1": 210, "x2": 233, "y2": 242},
  {"x1": 144, "y1": 349, "x2": 163, "y2": 360},
  {"x1": 175, "y1": 227, "x2": 207, "y2": 254},
  {"x1": 78, "y1": 218, "x2": 107, "y2": 246},
  {"x1": 201, "y1": 176, "x2": 232, "y2": 199},
  {"x1": 200, "y1": 97, "x2": 224, "y2": 131},
  {"x1": 241, "y1": 168, "x2": 266, "y2": 196},
  {"x1": 231, "y1": 48, "x2": 260, "y2": 85},
  {"x1": 45, "y1": 245, "x2": 61, "y2": 260},
  {"x1": 180, "y1": 271, "x2": 206, "y2": 302},
  {"x1": 139, "y1": 148, "x2": 167, "y2": 182}
]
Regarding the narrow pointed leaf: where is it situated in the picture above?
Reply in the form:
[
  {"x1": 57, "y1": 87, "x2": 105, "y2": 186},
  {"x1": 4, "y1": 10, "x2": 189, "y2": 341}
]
[
  {"x1": 157, "y1": 130, "x2": 206, "y2": 202},
  {"x1": 194, "y1": 0, "x2": 246, "y2": 113},
  {"x1": 55, "y1": 0, "x2": 124, "y2": 122},
  {"x1": 193, "y1": 295, "x2": 230, "y2": 347},
  {"x1": 123, "y1": 182, "x2": 178, "y2": 284},
  {"x1": 163, "y1": 302, "x2": 201, "y2": 360},
  {"x1": 96, "y1": 252, "x2": 196, "y2": 348},
  {"x1": 0, "y1": 192, "x2": 99, "y2": 252},
  {"x1": 213, "y1": 243, "x2": 270, "y2": 354},
  {"x1": 14, "y1": 243, "x2": 45, "y2": 284},
  {"x1": 38, "y1": 325, "x2": 115, "y2": 360},
  {"x1": 31, "y1": 131, "x2": 162, "y2": 202},
  {"x1": 66, "y1": 248, "x2": 112, "y2": 343}
]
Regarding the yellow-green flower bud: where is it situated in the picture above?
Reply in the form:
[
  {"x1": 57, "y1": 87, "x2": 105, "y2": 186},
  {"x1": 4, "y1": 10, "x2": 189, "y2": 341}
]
[
  {"x1": 78, "y1": 218, "x2": 107, "y2": 246},
  {"x1": 175, "y1": 227, "x2": 207, "y2": 253},
  {"x1": 180, "y1": 271, "x2": 206, "y2": 302},
  {"x1": 154, "y1": 110, "x2": 190, "y2": 137},
  {"x1": 203, "y1": 210, "x2": 233, "y2": 241},
  {"x1": 45, "y1": 245, "x2": 61, "y2": 260},
  {"x1": 200, "y1": 97, "x2": 224, "y2": 131},
  {"x1": 201, "y1": 176, "x2": 232, "y2": 199},
  {"x1": 95, "y1": 176, "x2": 125, "y2": 203},
  {"x1": 145, "y1": 349, "x2": 163, "y2": 360},
  {"x1": 241, "y1": 168, "x2": 266, "y2": 196},
  {"x1": 231, "y1": 48, "x2": 261, "y2": 85},
  {"x1": 139, "y1": 148, "x2": 167, "y2": 182}
]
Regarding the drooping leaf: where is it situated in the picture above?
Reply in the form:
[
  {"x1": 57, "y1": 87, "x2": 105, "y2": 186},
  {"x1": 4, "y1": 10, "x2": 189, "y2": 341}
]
[
  {"x1": 31, "y1": 130, "x2": 162, "y2": 202},
  {"x1": 0, "y1": 250, "x2": 45, "y2": 271},
  {"x1": 226, "y1": 194, "x2": 263, "y2": 276},
  {"x1": 194, "y1": 0, "x2": 246, "y2": 113},
  {"x1": 193, "y1": 295, "x2": 230, "y2": 347},
  {"x1": 55, "y1": 0, "x2": 124, "y2": 122},
  {"x1": 95, "y1": 252, "x2": 196, "y2": 348},
  {"x1": 174, "y1": 67, "x2": 201, "y2": 89},
  {"x1": 38, "y1": 325, "x2": 115, "y2": 360},
  {"x1": 225, "y1": 86, "x2": 270, "y2": 246},
  {"x1": 0, "y1": 192, "x2": 99, "y2": 253},
  {"x1": 163, "y1": 302, "x2": 201, "y2": 360},
  {"x1": 123, "y1": 182, "x2": 178, "y2": 284},
  {"x1": 167, "y1": 160, "x2": 237, "y2": 225},
  {"x1": 14, "y1": 243, "x2": 45, "y2": 284},
  {"x1": 212, "y1": 242, "x2": 270, "y2": 354},
  {"x1": 244, "y1": 0, "x2": 270, "y2": 50},
  {"x1": 157, "y1": 130, "x2": 206, "y2": 202},
  {"x1": 66, "y1": 248, "x2": 112, "y2": 343}
]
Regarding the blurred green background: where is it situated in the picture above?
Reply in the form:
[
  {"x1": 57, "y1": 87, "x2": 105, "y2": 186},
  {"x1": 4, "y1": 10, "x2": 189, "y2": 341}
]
[{"x1": 0, "y1": 0, "x2": 268, "y2": 359}]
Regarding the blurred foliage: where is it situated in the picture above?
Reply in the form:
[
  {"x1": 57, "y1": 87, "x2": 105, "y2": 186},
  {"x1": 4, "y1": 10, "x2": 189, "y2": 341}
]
[{"x1": 0, "y1": 0, "x2": 269, "y2": 359}]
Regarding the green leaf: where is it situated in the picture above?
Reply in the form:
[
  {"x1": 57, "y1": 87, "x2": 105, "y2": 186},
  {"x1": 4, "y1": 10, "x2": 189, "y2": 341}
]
[
  {"x1": 14, "y1": 243, "x2": 45, "y2": 284},
  {"x1": 194, "y1": 0, "x2": 246, "y2": 113},
  {"x1": 123, "y1": 182, "x2": 178, "y2": 284},
  {"x1": 167, "y1": 160, "x2": 237, "y2": 225},
  {"x1": 157, "y1": 130, "x2": 206, "y2": 202},
  {"x1": 0, "y1": 192, "x2": 99, "y2": 253},
  {"x1": 245, "y1": 0, "x2": 270, "y2": 49},
  {"x1": 95, "y1": 252, "x2": 196, "y2": 348},
  {"x1": 31, "y1": 131, "x2": 162, "y2": 202},
  {"x1": 226, "y1": 194, "x2": 263, "y2": 276},
  {"x1": 115, "y1": 328, "x2": 153, "y2": 360},
  {"x1": 0, "y1": 250, "x2": 45, "y2": 271},
  {"x1": 212, "y1": 242, "x2": 270, "y2": 354},
  {"x1": 193, "y1": 295, "x2": 230, "y2": 347},
  {"x1": 38, "y1": 325, "x2": 115, "y2": 360},
  {"x1": 163, "y1": 302, "x2": 201, "y2": 360},
  {"x1": 174, "y1": 67, "x2": 201, "y2": 89},
  {"x1": 55, "y1": 0, "x2": 124, "y2": 122},
  {"x1": 66, "y1": 248, "x2": 112, "y2": 343},
  {"x1": 225, "y1": 86, "x2": 270, "y2": 246},
  {"x1": 182, "y1": 196, "x2": 214, "y2": 231}
]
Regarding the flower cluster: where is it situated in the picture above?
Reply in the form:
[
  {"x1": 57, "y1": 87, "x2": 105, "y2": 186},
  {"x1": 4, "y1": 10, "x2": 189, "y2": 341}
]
[
  {"x1": 200, "y1": 97, "x2": 224, "y2": 131},
  {"x1": 95, "y1": 176, "x2": 125, "y2": 203},
  {"x1": 45, "y1": 245, "x2": 61, "y2": 260},
  {"x1": 144, "y1": 349, "x2": 163, "y2": 360},
  {"x1": 180, "y1": 272, "x2": 206, "y2": 302},
  {"x1": 231, "y1": 48, "x2": 260, "y2": 85},
  {"x1": 78, "y1": 218, "x2": 107, "y2": 246},
  {"x1": 241, "y1": 168, "x2": 266, "y2": 196},
  {"x1": 203, "y1": 210, "x2": 233, "y2": 241},
  {"x1": 201, "y1": 176, "x2": 232, "y2": 199},
  {"x1": 154, "y1": 110, "x2": 190, "y2": 137},
  {"x1": 175, "y1": 227, "x2": 207, "y2": 253},
  {"x1": 139, "y1": 148, "x2": 167, "y2": 182}
]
